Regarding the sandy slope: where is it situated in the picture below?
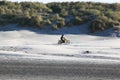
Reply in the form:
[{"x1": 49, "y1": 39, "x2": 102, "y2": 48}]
[{"x1": 0, "y1": 27, "x2": 120, "y2": 62}]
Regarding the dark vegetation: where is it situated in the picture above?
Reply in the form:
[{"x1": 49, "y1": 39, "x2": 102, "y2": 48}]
[{"x1": 0, "y1": 1, "x2": 120, "y2": 33}]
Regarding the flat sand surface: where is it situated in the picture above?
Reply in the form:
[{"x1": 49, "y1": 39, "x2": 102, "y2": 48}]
[{"x1": 0, "y1": 60, "x2": 120, "y2": 80}]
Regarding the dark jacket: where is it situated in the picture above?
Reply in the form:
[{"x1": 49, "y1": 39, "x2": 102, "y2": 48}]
[{"x1": 61, "y1": 35, "x2": 65, "y2": 43}]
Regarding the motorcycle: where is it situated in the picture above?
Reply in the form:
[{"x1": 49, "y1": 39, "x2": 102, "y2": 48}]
[{"x1": 58, "y1": 39, "x2": 70, "y2": 44}]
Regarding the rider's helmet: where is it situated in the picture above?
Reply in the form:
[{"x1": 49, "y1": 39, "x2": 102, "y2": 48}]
[{"x1": 61, "y1": 34, "x2": 64, "y2": 37}]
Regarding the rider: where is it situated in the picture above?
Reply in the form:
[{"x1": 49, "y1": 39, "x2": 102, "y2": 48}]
[{"x1": 60, "y1": 34, "x2": 66, "y2": 43}]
